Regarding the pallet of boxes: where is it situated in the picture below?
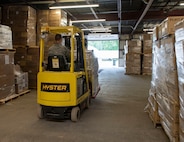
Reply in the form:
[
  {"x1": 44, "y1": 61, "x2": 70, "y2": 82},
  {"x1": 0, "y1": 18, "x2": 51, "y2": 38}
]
[
  {"x1": 144, "y1": 28, "x2": 160, "y2": 127},
  {"x1": 0, "y1": 24, "x2": 29, "y2": 103},
  {"x1": 85, "y1": 50, "x2": 100, "y2": 98},
  {"x1": 2, "y1": 6, "x2": 39, "y2": 89},
  {"x1": 124, "y1": 34, "x2": 152, "y2": 75},
  {"x1": 124, "y1": 39, "x2": 142, "y2": 75},
  {"x1": 175, "y1": 19, "x2": 184, "y2": 142},
  {"x1": 146, "y1": 16, "x2": 184, "y2": 142},
  {"x1": 142, "y1": 34, "x2": 152, "y2": 75},
  {"x1": 2, "y1": 6, "x2": 67, "y2": 89}
]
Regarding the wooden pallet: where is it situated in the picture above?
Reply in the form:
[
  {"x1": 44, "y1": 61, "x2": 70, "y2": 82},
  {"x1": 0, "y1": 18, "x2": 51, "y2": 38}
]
[
  {"x1": 0, "y1": 90, "x2": 30, "y2": 104},
  {"x1": 92, "y1": 86, "x2": 101, "y2": 99},
  {"x1": 0, "y1": 49, "x2": 16, "y2": 52},
  {"x1": 148, "y1": 112, "x2": 161, "y2": 128}
]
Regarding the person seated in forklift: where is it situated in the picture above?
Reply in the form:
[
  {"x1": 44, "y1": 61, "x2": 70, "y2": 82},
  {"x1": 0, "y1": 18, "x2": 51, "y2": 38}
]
[
  {"x1": 47, "y1": 34, "x2": 71, "y2": 71},
  {"x1": 48, "y1": 34, "x2": 70, "y2": 62}
]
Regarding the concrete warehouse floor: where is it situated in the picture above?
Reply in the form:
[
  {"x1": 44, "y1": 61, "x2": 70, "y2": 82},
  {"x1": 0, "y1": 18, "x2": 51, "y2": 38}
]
[{"x1": 0, "y1": 67, "x2": 169, "y2": 142}]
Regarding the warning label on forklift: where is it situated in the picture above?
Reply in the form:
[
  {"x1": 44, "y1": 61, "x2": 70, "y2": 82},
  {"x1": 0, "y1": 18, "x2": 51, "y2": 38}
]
[{"x1": 41, "y1": 83, "x2": 70, "y2": 92}]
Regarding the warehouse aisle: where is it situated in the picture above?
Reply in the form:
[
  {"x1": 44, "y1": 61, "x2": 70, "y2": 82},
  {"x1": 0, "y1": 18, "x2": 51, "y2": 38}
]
[{"x1": 0, "y1": 67, "x2": 169, "y2": 142}]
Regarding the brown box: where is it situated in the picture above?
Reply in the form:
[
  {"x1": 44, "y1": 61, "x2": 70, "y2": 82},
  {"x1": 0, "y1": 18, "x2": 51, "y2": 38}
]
[
  {"x1": 125, "y1": 66, "x2": 141, "y2": 75},
  {"x1": 126, "y1": 39, "x2": 142, "y2": 47},
  {"x1": 14, "y1": 46, "x2": 39, "y2": 88},
  {"x1": 142, "y1": 34, "x2": 152, "y2": 40},
  {"x1": 0, "y1": 51, "x2": 15, "y2": 99},
  {"x1": 161, "y1": 16, "x2": 184, "y2": 37},
  {"x1": 153, "y1": 25, "x2": 159, "y2": 41},
  {"x1": 15, "y1": 72, "x2": 28, "y2": 94},
  {"x1": 124, "y1": 45, "x2": 142, "y2": 54},
  {"x1": 158, "y1": 24, "x2": 162, "y2": 39},
  {"x1": 37, "y1": 9, "x2": 67, "y2": 45}
]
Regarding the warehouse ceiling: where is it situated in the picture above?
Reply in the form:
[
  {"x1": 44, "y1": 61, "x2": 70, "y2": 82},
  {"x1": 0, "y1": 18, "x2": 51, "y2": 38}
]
[{"x1": 0, "y1": 0, "x2": 184, "y2": 35}]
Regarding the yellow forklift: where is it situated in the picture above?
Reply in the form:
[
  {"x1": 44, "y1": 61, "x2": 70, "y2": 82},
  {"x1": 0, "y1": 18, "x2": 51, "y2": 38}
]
[{"x1": 37, "y1": 26, "x2": 90, "y2": 122}]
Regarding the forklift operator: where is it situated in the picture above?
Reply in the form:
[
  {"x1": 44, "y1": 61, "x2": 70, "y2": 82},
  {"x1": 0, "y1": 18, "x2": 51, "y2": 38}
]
[{"x1": 48, "y1": 34, "x2": 70, "y2": 62}]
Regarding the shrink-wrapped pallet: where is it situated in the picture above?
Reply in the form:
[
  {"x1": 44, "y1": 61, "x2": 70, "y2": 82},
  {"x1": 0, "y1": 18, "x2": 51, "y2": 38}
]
[
  {"x1": 0, "y1": 24, "x2": 12, "y2": 49},
  {"x1": 175, "y1": 19, "x2": 184, "y2": 142}
]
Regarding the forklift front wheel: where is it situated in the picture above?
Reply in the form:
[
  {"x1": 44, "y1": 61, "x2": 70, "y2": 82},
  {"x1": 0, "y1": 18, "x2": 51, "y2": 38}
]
[
  {"x1": 71, "y1": 106, "x2": 80, "y2": 122},
  {"x1": 37, "y1": 104, "x2": 44, "y2": 119}
]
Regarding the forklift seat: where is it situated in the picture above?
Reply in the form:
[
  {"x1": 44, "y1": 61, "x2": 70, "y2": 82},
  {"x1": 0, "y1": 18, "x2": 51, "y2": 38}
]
[{"x1": 47, "y1": 55, "x2": 68, "y2": 71}]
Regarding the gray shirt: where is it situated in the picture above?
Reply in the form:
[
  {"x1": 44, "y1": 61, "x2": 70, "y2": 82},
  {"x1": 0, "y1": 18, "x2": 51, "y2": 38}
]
[{"x1": 48, "y1": 43, "x2": 70, "y2": 62}]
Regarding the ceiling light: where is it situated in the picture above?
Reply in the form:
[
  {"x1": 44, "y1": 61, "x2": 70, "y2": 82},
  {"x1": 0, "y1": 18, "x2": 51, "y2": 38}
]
[
  {"x1": 57, "y1": 0, "x2": 86, "y2": 2},
  {"x1": 49, "y1": 4, "x2": 99, "y2": 9},
  {"x1": 83, "y1": 29, "x2": 112, "y2": 33},
  {"x1": 143, "y1": 28, "x2": 153, "y2": 32},
  {"x1": 180, "y1": 2, "x2": 184, "y2": 5},
  {"x1": 29, "y1": 0, "x2": 86, "y2": 4},
  {"x1": 71, "y1": 19, "x2": 106, "y2": 23},
  {"x1": 147, "y1": 32, "x2": 153, "y2": 34},
  {"x1": 82, "y1": 27, "x2": 110, "y2": 31}
]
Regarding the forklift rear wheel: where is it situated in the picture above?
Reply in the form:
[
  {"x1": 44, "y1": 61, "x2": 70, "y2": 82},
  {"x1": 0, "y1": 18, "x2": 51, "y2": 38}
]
[
  {"x1": 71, "y1": 106, "x2": 80, "y2": 122},
  {"x1": 37, "y1": 104, "x2": 44, "y2": 119}
]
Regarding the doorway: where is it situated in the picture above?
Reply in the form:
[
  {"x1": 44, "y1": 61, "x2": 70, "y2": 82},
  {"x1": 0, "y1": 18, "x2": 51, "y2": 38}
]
[{"x1": 87, "y1": 34, "x2": 119, "y2": 69}]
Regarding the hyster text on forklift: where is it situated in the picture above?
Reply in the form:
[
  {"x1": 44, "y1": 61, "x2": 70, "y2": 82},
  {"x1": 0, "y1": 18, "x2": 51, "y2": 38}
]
[{"x1": 37, "y1": 26, "x2": 99, "y2": 122}]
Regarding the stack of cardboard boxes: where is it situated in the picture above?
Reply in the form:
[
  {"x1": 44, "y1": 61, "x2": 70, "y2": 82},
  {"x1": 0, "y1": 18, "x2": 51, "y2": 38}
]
[
  {"x1": 124, "y1": 39, "x2": 142, "y2": 74},
  {"x1": 1, "y1": 5, "x2": 38, "y2": 88},
  {"x1": 2, "y1": 6, "x2": 36, "y2": 46},
  {"x1": 85, "y1": 50, "x2": 99, "y2": 98},
  {"x1": 0, "y1": 24, "x2": 15, "y2": 100},
  {"x1": 175, "y1": 20, "x2": 184, "y2": 141},
  {"x1": 142, "y1": 34, "x2": 152, "y2": 75},
  {"x1": 145, "y1": 40, "x2": 160, "y2": 126},
  {"x1": 147, "y1": 16, "x2": 184, "y2": 142},
  {"x1": 0, "y1": 50, "x2": 15, "y2": 99},
  {"x1": 1, "y1": 6, "x2": 68, "y2": 89},
  {"x1": 14, "y1": 46, "x2": 39, "y2": 88},
  {"x1": 0, "y1": 23, "x2": 29, "y2": 98}
]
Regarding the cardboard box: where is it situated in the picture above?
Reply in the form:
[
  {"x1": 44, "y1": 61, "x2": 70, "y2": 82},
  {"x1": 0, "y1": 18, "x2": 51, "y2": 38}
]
[
  {"x1": 124, "y1": 45, "x2": 142, "y2": 54},
  {"x1": 126, "y1": 39, "x2": 142, "y2": 47},
  {"x1": 158, "y1": 24, "x2": 162, "y2": 39},
  {"x1": 153, "y1": 26, "x2": 159, "y2": 41},
  {"x1": 161, "y1": 16, "x2": 184, "y2": 37},
  {"x1": 14, "y1": 46, "x2": 39, "y2": 88},
  {"x1": 0, "y1": 51, "x2": 15, "y2": 99},
  {"x1": 15, "y1": 72, "x2": 28, "y2": 94},
  {"x1": 37, "y1": 9, "x2": 67, "y2": 45},
  {"x1": 125, "y1": 66, "x2": 141, "y2": 74}
]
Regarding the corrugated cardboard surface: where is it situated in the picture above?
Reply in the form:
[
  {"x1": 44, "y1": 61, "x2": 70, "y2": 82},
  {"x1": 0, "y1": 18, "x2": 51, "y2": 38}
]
[
  {"x1": 0, "y1": 51, "x2": 15, "y2": 99},
  {"x1": 14, "y1": 46, "x2": 39, "y2": 88},
  {"x1": 2, "y1": 6, "x2": 36, "y2": 46}
]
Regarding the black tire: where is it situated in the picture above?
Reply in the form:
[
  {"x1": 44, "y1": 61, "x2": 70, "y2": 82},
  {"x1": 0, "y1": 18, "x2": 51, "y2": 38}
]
[
  {"x1": 71, "y1": 106, "x2": 80, "y2": 122},
  {"x1": 37, "y1": 104, "x2": 44, "y2": 119}
]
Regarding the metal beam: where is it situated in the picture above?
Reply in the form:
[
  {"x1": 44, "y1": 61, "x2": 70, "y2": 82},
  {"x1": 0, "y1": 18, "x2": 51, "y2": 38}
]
[
  {"x1": 131, "y1": 0, "x2": 154, "y2": 34},
  {"x1": 70, "y1": 9, "x2": 184, "y2": 21},
  {"x1": 117, "y1": 0, "x2": 122, "y2": 34}
]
